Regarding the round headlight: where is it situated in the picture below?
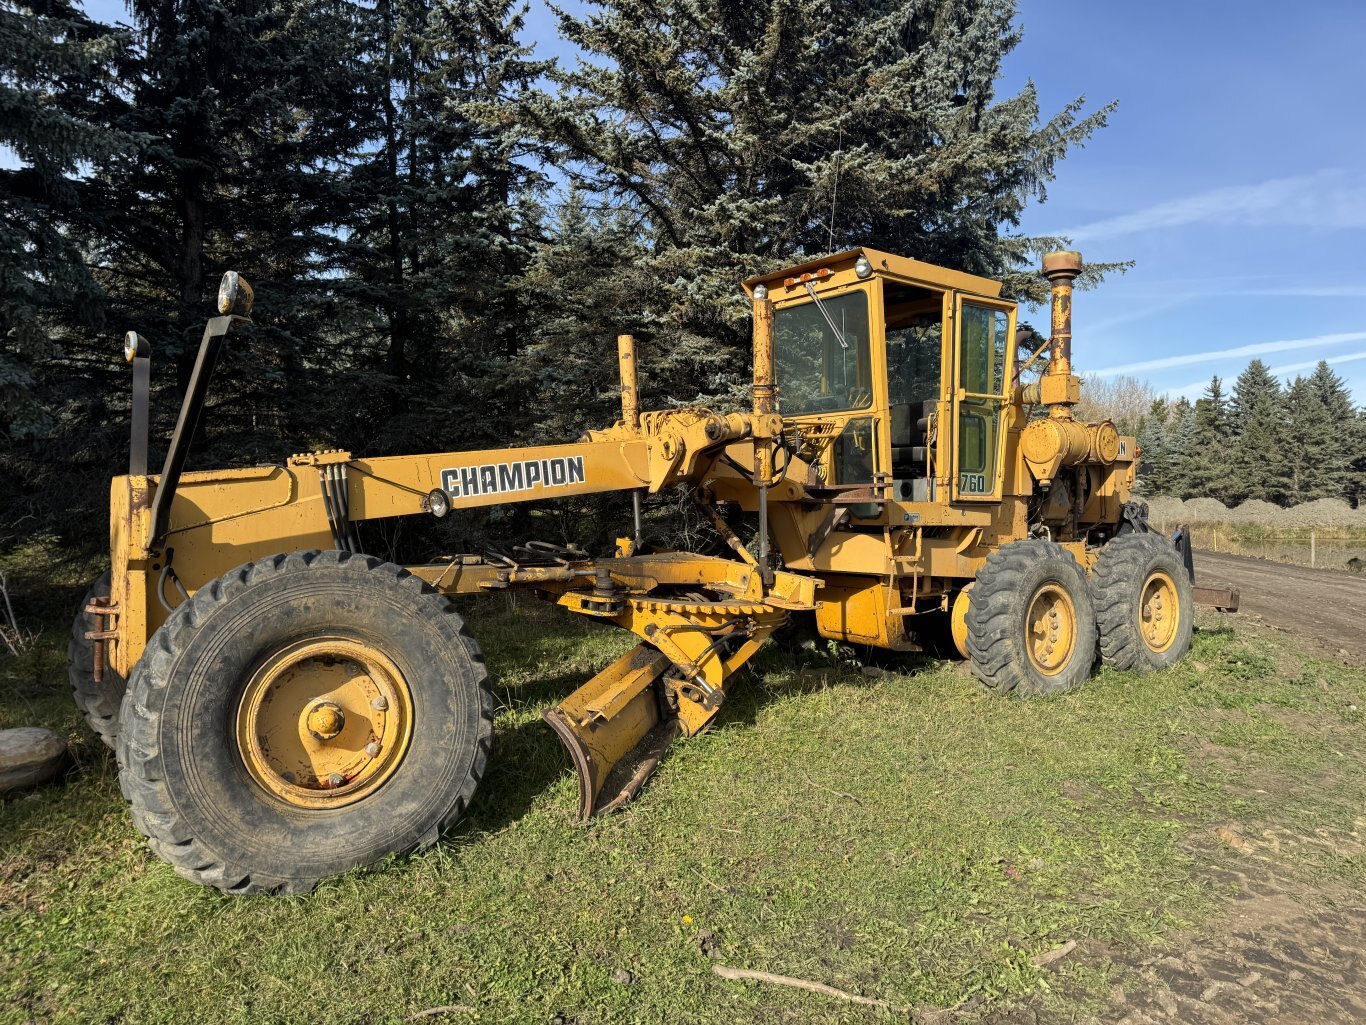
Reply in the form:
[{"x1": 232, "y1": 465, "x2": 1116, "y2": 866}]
[
  {"x1": 753, "y1": 283, "x2": 769, "y2": 301},
  {"x1": 123, "y1": 331, "x2": 148, "y2": 363},
  {"x1": 427, "y1": 488, "x2": 451, "y2": 519},
  {"x1": 218, "y1": 270, "x2": 255, "y2": 317},
  {"x1": 854, "y1": 255, "x2": 872, "y2": 279}
]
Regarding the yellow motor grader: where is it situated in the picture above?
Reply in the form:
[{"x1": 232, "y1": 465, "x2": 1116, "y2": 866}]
[{"x1": 70, "y1": 248, "x2": 1233, "y2": 894}]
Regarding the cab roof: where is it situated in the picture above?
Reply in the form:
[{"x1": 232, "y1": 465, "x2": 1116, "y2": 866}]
[{"x1": 742, "y1": 246, "x2": 1003, "y2": 299}]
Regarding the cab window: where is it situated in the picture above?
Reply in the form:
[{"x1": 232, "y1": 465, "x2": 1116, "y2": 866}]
[
  {"x1": 883, "y1": 281, "x2": 944, "y2": 480},
  {"x1": 956, "y1": 303, "x2": 1010, "y2": 496},
  {"x1": 884, "y1": 281, "x2": 942, "y2": 408},
  {"x1": 773, "y1": 291, "x2": 872, "y2": 415}
]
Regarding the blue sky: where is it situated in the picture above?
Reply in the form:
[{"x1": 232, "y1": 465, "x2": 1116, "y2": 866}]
[
  {"x1": 997, "y1": 3, "x2": 1366, "y2": 404},
  {"x1": 71, "y1": 0, "x2": 1366, "y2": 405}
]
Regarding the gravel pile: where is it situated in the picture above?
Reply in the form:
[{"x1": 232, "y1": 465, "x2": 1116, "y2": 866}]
[
  {"x1": 1146, "y1": 496, "x2": 1186, "y2": 522},
  {"x1": 1279, "y1": 498, "x2": 1366, "y2": 527},
  {"x1": 1184, "y1": 497, "x2": 1230, "y2": 519},
  {"x1": 1142, "y1": 496, "x2": 1366, "y2": 527}
]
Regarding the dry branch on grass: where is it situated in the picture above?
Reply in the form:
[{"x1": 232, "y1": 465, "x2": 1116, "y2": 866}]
[
  {"x1": 712, "y1": 964, "x2": 908, "y2": 1013},
  {"x1": 804, "y1": 775, "x2": 864, "y2": 805}
]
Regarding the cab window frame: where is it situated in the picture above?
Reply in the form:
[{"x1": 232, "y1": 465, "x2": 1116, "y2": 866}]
[
  {"x1": 771, "y1": 284, "x2": 876, "y2": 418},
  {"x1": 950, "y1": 295, "x2": 1016, "y2": 503}
]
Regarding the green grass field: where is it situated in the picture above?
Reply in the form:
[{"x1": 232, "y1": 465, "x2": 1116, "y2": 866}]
[{"x1": 3, "y1": 545, "x2": 1366, "y2": 1024}]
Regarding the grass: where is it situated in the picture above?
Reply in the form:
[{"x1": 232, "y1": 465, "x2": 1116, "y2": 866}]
[{"x1": 4, "y1": 543, "x2": 1366, "y2": 1024}]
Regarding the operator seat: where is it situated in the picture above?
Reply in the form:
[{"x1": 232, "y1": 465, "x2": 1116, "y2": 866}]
[{"x1": 890, "y1": 400, "x2": 937, "y2": 478}]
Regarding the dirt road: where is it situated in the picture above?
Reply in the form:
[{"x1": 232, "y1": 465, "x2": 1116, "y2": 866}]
[{"x1": 1194, "y1": 550, "x2": 1365, "y2": 666}]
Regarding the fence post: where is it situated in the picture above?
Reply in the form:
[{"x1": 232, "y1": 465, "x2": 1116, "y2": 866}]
[{"x1": 1311, "y1": 530, "x2": 1316, "y2": 568}]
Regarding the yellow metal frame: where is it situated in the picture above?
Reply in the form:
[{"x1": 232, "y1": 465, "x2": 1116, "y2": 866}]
[{"x1": 949, "y1": 294, "x2": 1018, "y2": 503}]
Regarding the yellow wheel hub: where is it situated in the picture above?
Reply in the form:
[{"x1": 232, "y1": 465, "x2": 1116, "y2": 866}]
[
  {"x1": 1139, "y1": 571, "x2": 1180, "y2": 653},
  {"x1": 1025, "y1": 583, "x2": 1077, "y2": 676},
  {"x1": 235, "y1": 637, "x2": 413, "y2": 809}
]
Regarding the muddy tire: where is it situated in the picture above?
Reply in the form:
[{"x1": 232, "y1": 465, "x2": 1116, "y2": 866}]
[
  {"x1": 68, "y1": 572, "x2": 127, "y2": 749},
  {"x1": 1091, "y1": 533, "x2": 1193, "y2": 672},
  {"x1": 965, "y1": 539, "x2": 1097, "y2": 697},
  {"x1": 117, "y1": 550, "x2": 492, "y2": 895}
]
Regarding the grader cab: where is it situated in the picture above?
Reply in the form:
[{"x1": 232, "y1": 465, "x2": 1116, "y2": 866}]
[{"x1": 70, "y1": 248, "x2": 1230, "y2": 895}]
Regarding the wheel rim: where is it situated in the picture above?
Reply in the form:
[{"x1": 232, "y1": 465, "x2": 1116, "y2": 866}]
[
  {"x1": 1024, "y1": 583, "x2": 1077, "y2": 676},
  {"x1": 1139, "y1": 570, "x2": 1180, "y2": 653},
  {"x1": 235, "y1": 637, "x2": 414, "y2": 809}
]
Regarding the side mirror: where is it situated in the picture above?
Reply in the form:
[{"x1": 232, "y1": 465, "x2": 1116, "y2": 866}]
[{"x1": 217, "y1": 271, "x2": 254, "y2": 317}]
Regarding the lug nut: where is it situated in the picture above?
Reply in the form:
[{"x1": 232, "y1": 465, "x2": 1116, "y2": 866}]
[
  {"x1": 365, "y1": 741, "x2": 381, "y2": 757},
  {"x1": 327, "y1": 772, "x2": 345, "y2": 787},
  {"x1": 370, "y1": 695, "x2": 388, "y2": 711}
]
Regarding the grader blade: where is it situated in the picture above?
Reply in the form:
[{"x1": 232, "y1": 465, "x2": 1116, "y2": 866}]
[{"x1": 543, "y1": 644, "x2": 679, "y2": 820}]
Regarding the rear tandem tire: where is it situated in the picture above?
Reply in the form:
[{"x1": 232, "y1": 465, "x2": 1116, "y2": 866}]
[
  {"x1": 116, "y1": 550, "x2": 493, "y2": 895},
  {"x1": 69, "y1": 571, "x2": 126, "y2": 749},
  {"x1": 965, "y1": 539, "x2": 1097, "y2": 697},
  {"x1": 1090, "y1": 533, "x2": 1194, "y2": 672}
]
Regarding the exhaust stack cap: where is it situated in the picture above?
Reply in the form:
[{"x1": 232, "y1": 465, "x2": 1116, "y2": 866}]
[{"x1": 1042, "y1": 250, "x2": 1082, "y2": 281}]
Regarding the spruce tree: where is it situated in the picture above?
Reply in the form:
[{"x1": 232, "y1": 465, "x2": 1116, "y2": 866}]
[
  {"x1": 1305, "y1": 360, "x2": 1355, "y2": 500},
  {"x1": 1228, "y1": 359, "x2": 1284, "y2": 504},
  {"x1": 1135, "y1": 397, "x2": 1169, "y2": 495},
  {"x1": 525, "y1": 0, "x2": 1120, "y2": 407},
  {"x1": 84, "y1": 0, "x2": 380, "y2": 462},
  {"x1": 514, "y1": 191, "x2": 652, "y2": 443},
  {"x1": 334, "y1": 0, "x2": 548, "y2": 454},
  {"x1": 1350, "y1": 406, "x2": 1366, "y2": 508},
  {"x1": 1187, "y1": 375, "x2": 1233, "y2": 502},
  {"x1": 1164, "y1": 398, "x2": 1196, "y2": 499},
  {"x1": 1280, "y1": 375, "x2": 1337, "y2": 504},
  {"x1": 0, "y1": 0, "x2": 135, "y2": 442}
]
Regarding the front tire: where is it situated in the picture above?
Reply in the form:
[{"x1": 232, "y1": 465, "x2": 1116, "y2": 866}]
[
  {"x1": 1090, "y1": 533, "x2": 1193, "y2": 672},
  {"x1": 117, "y1": 550, "x2": 492, "y2": 895},
  {"x1": 966, "y1": 540, "x2": 1097, "y2": 696},
  {"x1": 69, "y1": 572, "x2": 126, "y2": 749}
]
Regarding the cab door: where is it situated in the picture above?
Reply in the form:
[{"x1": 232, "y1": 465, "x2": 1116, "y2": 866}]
[{"x1": 950, "y1": 295, "x2": 1015, "y2": 501}]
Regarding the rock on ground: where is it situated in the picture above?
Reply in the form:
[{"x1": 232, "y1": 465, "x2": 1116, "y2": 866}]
[{"x1": 0, "y1": 727, "x2": 69, "y2": 792}]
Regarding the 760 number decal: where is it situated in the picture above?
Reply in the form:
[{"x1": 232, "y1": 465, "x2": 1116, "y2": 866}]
[{"x1": 959, "y1": 472, "x2": 989, "y2": 495}]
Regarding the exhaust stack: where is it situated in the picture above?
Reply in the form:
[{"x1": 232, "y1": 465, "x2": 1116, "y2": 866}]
[
  {"x1": 1035, "y1": 250, "x2": 1083, "y2": 415},
  {"x1": 1020, "y1": 250, "x2": 1119, "y2": 481},
  {"x1": 1043, "y1": 250, "x2": 1081, "y2": 383}
]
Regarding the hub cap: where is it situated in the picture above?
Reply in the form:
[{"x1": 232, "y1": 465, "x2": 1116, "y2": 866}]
[
  {"x1": 1139, "y1": 570, "x2": 1180, "y2": 653},
  {"x1": 235, "y1": 637, "x2": 413, "y2": 809},
  {"x1": 1025, "y1": 583, "x2": 1077, "y2": 676}
]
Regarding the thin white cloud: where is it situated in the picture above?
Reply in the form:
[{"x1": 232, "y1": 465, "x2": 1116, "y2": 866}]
[
  {"x1": 1163, "y1": 350, "x2": 1366, "y2": 400},
  {"x1": 1269, "y1": 350, "x2": 1366, "y2": 377},
  {"x1": 1256, "y1": 286, "x2": 1366, "y2": 298},
  {"x1": 1053, "y1": 170, "x2": 1366, "y2": 243},
  {"x1": 1092, "y1": 331, "x2": 1366, "y2": 377},
  {"x1": 1067, "y1": 282, "x2": 1366, "y2": 335}
]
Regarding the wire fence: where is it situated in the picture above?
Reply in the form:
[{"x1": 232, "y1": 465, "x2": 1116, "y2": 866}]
[{"x1": 1150, "y1": 520, "x2": 1366, "y2": 573}]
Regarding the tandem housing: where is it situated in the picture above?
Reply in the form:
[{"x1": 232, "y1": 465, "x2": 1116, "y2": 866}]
[{"x1": 439, "y1": 455, "x2": 587, "y2": 499}]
